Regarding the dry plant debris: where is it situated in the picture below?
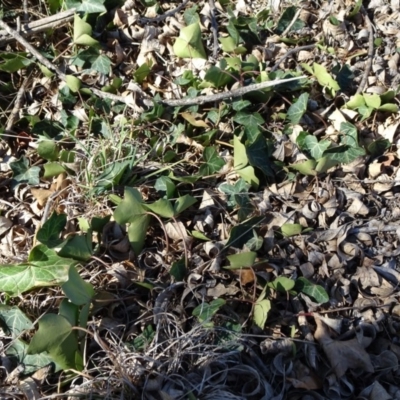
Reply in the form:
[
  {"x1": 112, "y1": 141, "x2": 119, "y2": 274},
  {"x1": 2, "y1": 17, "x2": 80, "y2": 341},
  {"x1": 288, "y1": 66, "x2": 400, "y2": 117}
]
[{"x1": 0, "y1": 0, "x2": 400, "y2": 398}]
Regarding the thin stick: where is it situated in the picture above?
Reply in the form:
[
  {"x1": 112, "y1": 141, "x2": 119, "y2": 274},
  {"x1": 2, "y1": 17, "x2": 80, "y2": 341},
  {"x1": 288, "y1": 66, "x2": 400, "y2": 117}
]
[
  {"x1": 0, "y1": 18, "x2": 139, "y2": 106},
  {"x1": 0, "y1": 9, "x2": 76, "y2": 46},
  {"x1": 208, "y1": 0, "x2": 219, "y2": 58},
  {"x1": 161, "y1": 76, "x2": 306, "y2": 106},
  {"x1": 5, "y1": 76, "x2": 29, "y2": 132},
  {"x1": 356, "y1": 6, "x2": 374, "y2": 94},
  {"x1": 281, "y1": 7, "x2": 303, "y2": 37},
  {"x1": 271, "y1": 44, "x2": 316, "y2": 72},
  {"x1": 139, "y1": 0, "x2": 190, "y2": 24},
  {"x1": 348, "y1": 225, "x2": 400, "y2": 235}
]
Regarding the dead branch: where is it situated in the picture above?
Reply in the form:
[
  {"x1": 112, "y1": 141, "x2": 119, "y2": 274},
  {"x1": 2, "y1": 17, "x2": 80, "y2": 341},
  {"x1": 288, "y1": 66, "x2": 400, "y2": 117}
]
[
  {"x1": 349, "y1": 225, "x2": 400, "y2": 235},
  {"x1": 356, "y1": 6, "x2": 374, "y2": 94},
  {"x1": 0, "y1": 18, "x2": 140, "y2": 107},
  {"x1": 208, "y1": 0, "x2": 219, "y2": 59},
  {"x1": 139, "y1": 0, "x2": 190, "y2": 24},
  {"x1": 160, "y1": 76, "x2": 306, "y2": 106},
  {"x1": 5, "y1": 76, "x2": 29, "y2": 133},
  {"x1": 0, "y1": 9, "x2": 75, "y2": 46}
]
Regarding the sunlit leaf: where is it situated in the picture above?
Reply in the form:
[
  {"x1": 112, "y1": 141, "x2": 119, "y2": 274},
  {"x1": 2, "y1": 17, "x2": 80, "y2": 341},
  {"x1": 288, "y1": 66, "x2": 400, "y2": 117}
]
[{"x1": 287, "y1": 93, "x2": 309, "y2": 124}]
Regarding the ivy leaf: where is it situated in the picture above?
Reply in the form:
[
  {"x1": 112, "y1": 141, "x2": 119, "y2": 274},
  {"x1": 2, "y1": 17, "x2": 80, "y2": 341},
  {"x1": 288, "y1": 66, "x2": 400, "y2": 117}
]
[
  {"x1": 184, "y1": 5, "x2": 199, "y2": 25},
  {"x1": 0, "y1": 53, "x2": 33, "y2": 73},
  {"x1": 340, "y1": 122, "x2": 359, "y2": 147},
  {"x1": 0, "y1": 306, "x2": 34, "y2": 338},
  {"x1": 28, "y1": 314, "x2": 81, "y2": 371},
  {"x1": 10, "y1": 156, "x2": 40, "y2": 187},
  {"x1": 36, "y1": 212, "x2": 67, "y2": 248},
  {"x1": 173, "y1": 23, "x2": 207, "y2": 59},
  {"x1": 76, "y1": 0, "x2": 106, "y2": 13},
  {"x1": 91, "y1": 54, "x2": 112, "y2": 75},
  {"x1": 287, "y1": 93, "x2": 309, "y2": 124},
  {"x1": 233, "y1": 112, "x2": 264, "y2": 127},
  {"x1": 199, "y1": 147, "x2": 225, "y2": 175},
  {"x1": 7, "y1": 339, "x2": 56, "y2": 374},
  {"x1": 193, "y1": 299, "x2": 226, "y2": 324},
  {"x1": 295, "y1": 277, "x2": 329, "y2": 304},
  {"x1": 303, "y1": 135, "x2": 331, "y2": 160},
  {"x1": 246, "y1": 134, "x2": 274, "y2": 177},
  {"x1": 269, "y1": 276, "x2": 295, "y2": 292},
  {"x1": 253, "y1": 299, "x2": 271, "y2": 328},
  {"x1": 313, "y1": 63, "x2": 340, "y2": 91},
  {"x1": 325, "y1": 145, "x2": 365, "y2": 164}
]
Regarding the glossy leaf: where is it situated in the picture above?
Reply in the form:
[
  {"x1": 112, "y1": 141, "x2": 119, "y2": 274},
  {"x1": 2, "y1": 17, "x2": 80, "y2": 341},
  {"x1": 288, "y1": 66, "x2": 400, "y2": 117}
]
[{"x1": 295, "y1": 277, "x2": 329, "y2": 304}]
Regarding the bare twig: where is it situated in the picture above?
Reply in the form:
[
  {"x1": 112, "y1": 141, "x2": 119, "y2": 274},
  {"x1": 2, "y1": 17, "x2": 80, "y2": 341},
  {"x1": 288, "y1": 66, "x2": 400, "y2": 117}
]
[
  {"x1": 0, "y1": 9, "x2": 75, "y2": 46},
  {"x1": 0, "y1": 18, "x2": 141, "y2": 106},
  {"x1": 348, "y1": 224, "x2": 400, "y2": 235},
  {"x1": 22, "y1": 0, "x2": 29, "y2": 24},
  {"x1": 281, "y1": 7, "x2": 303, "y2": 37},
  {"x1": 208, "y1": 0, "x2": 219, "y2": 58},
  {"x1": 139, "y1": 0, "x2": 190, "y2": 24},
  {"x1": 5, "y1": 76, "x2": 29, "y2": 132},
  {"x1": 161, "y1": 76, "x2": 306, "y2": 106},
  {"x1": 356, "y1": 6, "x2": 374, "y2": 94},
  {"x1": 271, "y1": 44, "x2": 316, "y2": 72}
]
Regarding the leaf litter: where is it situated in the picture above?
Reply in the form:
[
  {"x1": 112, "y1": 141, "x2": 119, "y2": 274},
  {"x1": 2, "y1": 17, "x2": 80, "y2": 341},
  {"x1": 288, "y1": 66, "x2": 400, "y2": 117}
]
[{"x1": 0, "y1": 0, "x2": 400, "y2": 398}]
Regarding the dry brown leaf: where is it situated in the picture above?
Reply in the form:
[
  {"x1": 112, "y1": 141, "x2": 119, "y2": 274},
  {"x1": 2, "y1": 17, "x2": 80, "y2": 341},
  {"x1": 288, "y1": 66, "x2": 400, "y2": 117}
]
[
  {"x1": 30, "y1": 188, "x2": 54, "y2": 207},
  {"x1": 314, "y1": 315, "x2": 374, "y2": 378},
  {"x1": 233, "y1": 268, "x2": 255, "y2": 285},
  {"x1": 165, "y1": 221, "x2": 188, "y2": 241}
]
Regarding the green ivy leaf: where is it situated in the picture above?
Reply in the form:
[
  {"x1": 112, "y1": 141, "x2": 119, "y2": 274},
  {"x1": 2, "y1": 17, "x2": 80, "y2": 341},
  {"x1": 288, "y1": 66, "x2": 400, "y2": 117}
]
[
  {"x1": 58, "y1": 234, "x2": 93, "y2": 262},
  {"x1": 173, "y1": 23, "x2": 207, "y2": 59},
  {"x1": 37, "y1": 140, "x2": 59, "y2": 161},
  {"x1": 0, "y1": 306, "x2": 34, "y2": 338},
  {"x1": 325, "y1": 145, "x2": 365, "y2": 164},
  {"x1": 146, "y1": 199, "x2": 175, "y2": 218},
  {"x1": 183, "y1": 5, "x2": 199, "y2": 25},
  {"x1": 155, "y1": 176, "x2": 176, "y2": 199},
  {"x1": 340, "y1": 122, "x2": 359, "y2": 147},
  {"x1": 200, "y1": 66, "x2": 233, "y2": 88},
  {"x1": 170, "y1": 258, "x2": 186, "y2": 281},
  {"x1": 174, "y1": 195, "x2": 197, "y2": 215},
  {"x1": 36, "y1": 212, "x2": 67, "y2": 248},
  {"x1": 28, "y1": 314, "x2": 81, "y2": 371},
  {"x1": 128, "y1": 214, "x2": 151, "y2": 255},
  {"x1": 287, "y1": 93, "x2": 309, "y2": 124},
  {"x1": 7, "y1": 339, "x2": 57, "y2": 374},
  {"x1": 73, "y1": 14, "x2": 98, "y2": 46},
  {"x1": 76, "y1": 0, "x2": 106, "y2": 14},
  {"x1": 303, "y1": 135, "x2": 331, "y2": 160},
  {"x1": 295, "y1": 277, "x2": 329, "y2": 304},
  {"x1": 363, "y1": 93, "x2": 381, "y2": 109},
  {"x1": 269, "y1": 276, "x2": 295, "y2": 292},
  {"x1": 253, "y1": 299, "x2": 271, "y2": 328},
  {"x1": 92, "y1": 54, "x2": 112, "y2": 75},
  {"x1": 313, "y1": 63, "x2": 340, "y2": 91},
  {"x1": 199, "y1": 147, "x2": 225, "y2": 175},
  {"x1": 113, "y1": 187, "x2": 145, "y2": 225},
  {"x1": 225, "y1": 252, "x2": 256, "y2": 269},
  {"x1": 0, "y1": 245, "x2": 76, "y2": 296},
  {"x1": 193, "y1": 299, "x2": 226, "y2": 323},
  {"x1": 61, "y1": 266, "x2": 95, "y2": 306},
  {"x1": 10, "y1": 156, "x2": 40, "y2": 187},
  {"x1": 0, "y1": 53, "x2": 33, "y2": 73},
  {"x1": 246, "y1": 134, "x2": 274, "y2": 177}
]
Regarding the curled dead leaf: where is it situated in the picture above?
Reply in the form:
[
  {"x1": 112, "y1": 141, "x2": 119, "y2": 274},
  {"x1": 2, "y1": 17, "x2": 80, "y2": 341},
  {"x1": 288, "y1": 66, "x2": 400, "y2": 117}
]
[{"x1": 314, "y1": 315, "x2": 374, "y2": 378}]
